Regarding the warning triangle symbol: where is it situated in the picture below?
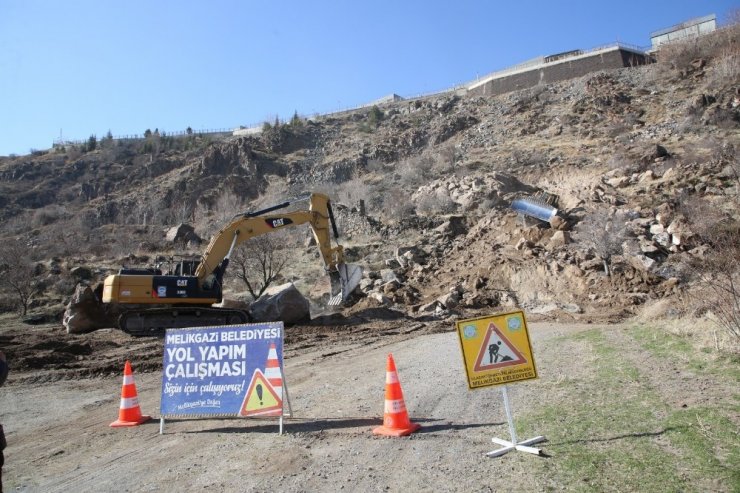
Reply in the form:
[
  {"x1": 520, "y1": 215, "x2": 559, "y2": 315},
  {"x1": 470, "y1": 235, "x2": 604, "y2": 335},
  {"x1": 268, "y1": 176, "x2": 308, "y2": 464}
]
[
  {"x1": 474, "y1": 322, "x2": 527, "y2": 372},
  {"x1": 238, "y1": 368, "x2": 283, "y2": 417}
]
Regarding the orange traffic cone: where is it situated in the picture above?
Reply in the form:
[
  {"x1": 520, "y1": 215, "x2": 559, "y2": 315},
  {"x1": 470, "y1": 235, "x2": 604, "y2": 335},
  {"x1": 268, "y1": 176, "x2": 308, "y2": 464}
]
[
  {"x1": 373, "y1": 353, "x2": 421, "y2": 437},
  {"x1": 110, "y1": 360, "x2": 151, "y2": 427}
]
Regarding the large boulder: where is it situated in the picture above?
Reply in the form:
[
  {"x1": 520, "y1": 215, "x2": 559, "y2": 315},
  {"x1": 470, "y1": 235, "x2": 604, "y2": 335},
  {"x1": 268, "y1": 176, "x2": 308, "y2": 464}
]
[
  {"x1": 248, "y1": 283, "x2": 310, "y2": 325},
  {"x1": 63, "y1": 284, "x2": 118, "y2": 334},
  {"x1": 546, "y1": 231, "x2": 570, "y2": 249},
  {"x1": 69, "y1": 266, "x2": 93, "y2": 281},
  {"x1": 434, "y1": 216, "x2": 467, "y2": 237},
  {"x1": 165, "y1": 224, "x2": 201, "y2": 245}
]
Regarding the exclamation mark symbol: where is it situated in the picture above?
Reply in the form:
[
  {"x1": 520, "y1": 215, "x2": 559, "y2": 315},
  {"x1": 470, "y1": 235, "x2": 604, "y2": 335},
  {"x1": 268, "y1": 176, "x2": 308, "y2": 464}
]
[{"x1": 256, "y1": 384, "x2": 263, "y2": 405}]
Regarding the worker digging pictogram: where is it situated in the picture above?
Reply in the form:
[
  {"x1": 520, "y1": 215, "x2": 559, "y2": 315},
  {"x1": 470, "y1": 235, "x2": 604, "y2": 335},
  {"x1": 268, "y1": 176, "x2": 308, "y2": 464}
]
[
  {"x1": 456, "y1": 310, "x2": 546, "y2": 457},
  {"x1": 473, "y1": 323, "x2": 527, "y2": 372}
]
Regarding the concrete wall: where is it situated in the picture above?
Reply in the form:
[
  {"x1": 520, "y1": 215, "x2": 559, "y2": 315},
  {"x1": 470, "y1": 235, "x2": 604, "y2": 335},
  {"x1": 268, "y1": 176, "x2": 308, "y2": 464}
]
[{"x1": 468, "y1": 46, "x2": 650, "y2": 98}]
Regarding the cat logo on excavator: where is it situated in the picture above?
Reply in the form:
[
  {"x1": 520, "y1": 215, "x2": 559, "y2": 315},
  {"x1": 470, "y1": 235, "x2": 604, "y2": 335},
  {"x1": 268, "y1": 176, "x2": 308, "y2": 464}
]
[{"x1": 266, "y1": 217, "x2": 293, "y2": 228}]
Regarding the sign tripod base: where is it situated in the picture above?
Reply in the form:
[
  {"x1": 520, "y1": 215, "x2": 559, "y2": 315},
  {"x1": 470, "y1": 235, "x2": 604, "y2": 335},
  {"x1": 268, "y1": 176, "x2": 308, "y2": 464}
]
[{"x1": 487, "y1": 385, "x2": 546, "y2": 458}]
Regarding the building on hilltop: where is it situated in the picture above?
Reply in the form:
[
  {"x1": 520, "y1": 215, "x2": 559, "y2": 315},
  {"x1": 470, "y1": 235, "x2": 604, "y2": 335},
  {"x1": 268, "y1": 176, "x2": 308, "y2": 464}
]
[
  {"x1": 368, "y1": 94, "x2": 405, "y2": 106},
  {"x1": 650, "y1": 14, "x2": 717, "y2": 50}
]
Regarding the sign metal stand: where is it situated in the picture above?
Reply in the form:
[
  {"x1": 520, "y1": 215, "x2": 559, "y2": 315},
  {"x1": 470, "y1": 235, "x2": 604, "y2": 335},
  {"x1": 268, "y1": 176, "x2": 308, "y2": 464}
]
[
  {"x1": 486, "y1": 385, "x2": 545, "y2": 458},
  {"x1": 278, "y1": 378, "x2": 294, "y2": 435},
  {"x1": 456, "y1": 311, "x2": 547, "y2": 458}
]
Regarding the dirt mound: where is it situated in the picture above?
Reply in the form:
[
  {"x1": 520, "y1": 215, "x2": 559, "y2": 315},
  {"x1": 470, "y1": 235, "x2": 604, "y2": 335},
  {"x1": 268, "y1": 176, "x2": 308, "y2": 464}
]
[{"x1": 0, "y1": 321, "x2": 159, "y2": 383}]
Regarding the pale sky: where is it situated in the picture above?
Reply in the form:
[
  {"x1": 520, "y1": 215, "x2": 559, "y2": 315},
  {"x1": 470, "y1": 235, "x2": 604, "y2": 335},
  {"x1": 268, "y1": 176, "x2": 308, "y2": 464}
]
[{"x1": 0, "y1": 0, "x2": 736, "y2": 156}]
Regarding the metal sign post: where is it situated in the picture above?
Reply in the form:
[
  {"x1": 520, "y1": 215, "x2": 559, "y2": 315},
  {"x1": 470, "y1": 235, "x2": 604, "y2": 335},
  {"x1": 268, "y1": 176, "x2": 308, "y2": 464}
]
[
  {"x1": 456, "y1": 311, "x2": 547, "y2": 458},
  {"x1": 486, "y1": 385, "x2": 546, "y2": 458}
]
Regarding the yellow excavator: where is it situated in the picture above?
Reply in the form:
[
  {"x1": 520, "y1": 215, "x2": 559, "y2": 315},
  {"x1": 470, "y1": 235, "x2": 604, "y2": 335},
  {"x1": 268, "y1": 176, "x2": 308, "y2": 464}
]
[{"x1": 101, "y1": 192, "x2": 363, "y2": 336}]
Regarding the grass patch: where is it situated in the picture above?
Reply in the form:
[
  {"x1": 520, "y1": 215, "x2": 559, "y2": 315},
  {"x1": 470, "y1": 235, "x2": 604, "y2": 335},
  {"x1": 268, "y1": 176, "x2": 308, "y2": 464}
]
[
  {"x1": 627, "y1": 325, "x2": 693, "y2": 358},
  {"x1": 628, "y1": 325, "x2": 740, "y2": 382},
  {"x1": 664, "y1": 408, "x2": 740, "y2": 490},
  {"x1": 514, "y1": 328, "x2": 739, "y2": 492}
]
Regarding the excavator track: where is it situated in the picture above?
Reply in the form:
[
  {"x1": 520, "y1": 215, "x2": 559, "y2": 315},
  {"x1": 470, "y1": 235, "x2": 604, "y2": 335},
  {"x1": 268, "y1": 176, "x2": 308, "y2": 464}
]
[{"x1": 119, "y1": 307, "x2": 250, "y2": 337}]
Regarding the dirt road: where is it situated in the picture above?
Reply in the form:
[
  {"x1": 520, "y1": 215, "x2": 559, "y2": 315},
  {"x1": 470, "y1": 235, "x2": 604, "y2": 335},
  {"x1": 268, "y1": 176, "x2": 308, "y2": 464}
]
[
  {"x1": 0, "y1": 317, "x2": 582, "y2": 492},
  {"x1": 2, "y1": 316, "x2": 736, "y2": 492}
]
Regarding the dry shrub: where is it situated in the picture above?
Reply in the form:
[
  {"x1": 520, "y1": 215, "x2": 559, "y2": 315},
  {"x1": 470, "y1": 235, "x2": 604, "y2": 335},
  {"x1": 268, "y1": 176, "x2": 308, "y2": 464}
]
[
  {"x1": 396, "y1": 155, "x2": 434, "y2": 186},
  {"x1": 165, "y1": 200, "x2": 195, "y2": 225},
  {"x1": 65, "y1": 147, "x2": 82, "y2": 161},
  {"x1": 194, "y1": 190, "x2": 246, "y2": 238},
  {"x1": 708, "y1": 45, "x2": 740, "y2": 89},
  {"x1": 678, "y1": 193, "x2": 740, "y2": 338},
  {"x1": 53, "y1": 277, "x2": 78, "y2": 297},
  {"x1": 366, "y1": 159, "x2": 387, "y2": 173},
  {"x1": 654, "y1": 21, "x2": 740, "y2": 79},
  {"x1": 414, "y1": 190, "x2": 458, "y2": 216},
  {"x1": 686, "y1": 239, "x2": 740, "y2": 339},
  {"x1": 252, "y1": 179, "x2": 291, "y2": 209},
  {"x1": 336, "y1": 177, "x2": 374, "y2": 209},
  {"x1": 31, "y1": 205, "x2": 69, "y2": 227},
  {"x1": 0, "y1": 237, "x2": 37, "y2": 315},
  {"x1": 433, "y1": 144, "x2": 458, "y2": 174},
  {"x1": 606, "y1": 153, "x2": 636, "y2": 174},
  {"x1": 230, "y1": 229, "x2": 297, "y2": 300},
  {"x1": 381, "y1": 188, "x2": 416, "y2": 222},
  {"x1": 656, "y1": 37, "x2": 708, "y2": 73},
  {"x1": 605, "y1": 120, "x2": 631, "y2": 139},
  {"x1": 573, "y1": 208, "x2": 631, "y2": 276}
]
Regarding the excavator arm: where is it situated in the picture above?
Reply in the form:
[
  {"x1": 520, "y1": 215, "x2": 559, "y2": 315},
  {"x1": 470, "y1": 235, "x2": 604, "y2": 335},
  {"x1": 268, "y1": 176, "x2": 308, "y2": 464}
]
[{"x1": 194, "y1": 193, "x2": 344, "y2": 284}]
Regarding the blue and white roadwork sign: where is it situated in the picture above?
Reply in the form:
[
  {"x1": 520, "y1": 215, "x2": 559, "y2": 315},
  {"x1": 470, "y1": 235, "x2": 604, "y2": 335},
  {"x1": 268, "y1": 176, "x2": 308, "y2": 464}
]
[{"x1": 160, "y1": 322, "x2": 284, "y2": 417}]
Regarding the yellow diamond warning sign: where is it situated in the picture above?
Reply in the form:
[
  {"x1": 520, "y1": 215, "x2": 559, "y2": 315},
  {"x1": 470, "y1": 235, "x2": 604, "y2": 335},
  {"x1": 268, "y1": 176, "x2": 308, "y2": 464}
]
[
  {"x1": 238, "y1": 368, "x2": 282, "y2": 417},
  {"x1": 456, "y1": 310, "x2": 537, "y2": 389}
]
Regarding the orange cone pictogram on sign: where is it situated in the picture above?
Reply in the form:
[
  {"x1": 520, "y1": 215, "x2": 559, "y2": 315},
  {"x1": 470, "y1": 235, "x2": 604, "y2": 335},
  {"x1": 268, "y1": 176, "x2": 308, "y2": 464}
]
[
  {"x1": 110, "y1": 360, "x2": 151, "y2": 427},
  {"x1": 264, "y1": 342, "x2": 283, "y2": 401},
  {"x1": 373, "y1": 353, "x2": 421, "y2": 437}
]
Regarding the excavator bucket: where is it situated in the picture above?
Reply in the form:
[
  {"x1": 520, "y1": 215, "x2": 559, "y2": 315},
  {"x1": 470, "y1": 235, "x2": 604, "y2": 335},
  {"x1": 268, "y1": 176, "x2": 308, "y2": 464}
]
[{"x1": 328, "y1": 263, "x2": 363, "y2": 306}]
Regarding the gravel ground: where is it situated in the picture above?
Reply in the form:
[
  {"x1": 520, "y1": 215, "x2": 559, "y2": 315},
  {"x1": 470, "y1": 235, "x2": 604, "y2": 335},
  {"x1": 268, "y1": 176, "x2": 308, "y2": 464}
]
[{"x1": 1, "y1": 319, "x2": 591, "y2": 492}]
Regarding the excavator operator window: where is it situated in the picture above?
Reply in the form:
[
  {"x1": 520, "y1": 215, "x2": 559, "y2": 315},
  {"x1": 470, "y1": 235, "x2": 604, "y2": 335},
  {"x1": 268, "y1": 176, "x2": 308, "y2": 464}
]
[{"x1": 173, "y1": 259, "x2": 200, "y2": 276}]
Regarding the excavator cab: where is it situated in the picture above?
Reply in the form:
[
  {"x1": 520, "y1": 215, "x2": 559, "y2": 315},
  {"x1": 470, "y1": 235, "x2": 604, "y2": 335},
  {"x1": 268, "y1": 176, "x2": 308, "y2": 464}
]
[{"x1": 158, "y1": 256, "x2": 201, "y2": 277}]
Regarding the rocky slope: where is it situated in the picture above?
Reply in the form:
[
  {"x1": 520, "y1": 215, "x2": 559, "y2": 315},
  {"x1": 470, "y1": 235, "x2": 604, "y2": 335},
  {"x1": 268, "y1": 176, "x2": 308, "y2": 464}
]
[{"x1": 0, "y1": 26, "x2": 738, "y2": 327}]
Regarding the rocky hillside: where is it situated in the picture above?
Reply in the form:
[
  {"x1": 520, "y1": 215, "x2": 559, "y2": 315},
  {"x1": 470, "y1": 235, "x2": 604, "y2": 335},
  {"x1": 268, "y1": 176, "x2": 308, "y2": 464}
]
[{"x1": 0, "y1": 25, "x2": 738, "y2": 329}]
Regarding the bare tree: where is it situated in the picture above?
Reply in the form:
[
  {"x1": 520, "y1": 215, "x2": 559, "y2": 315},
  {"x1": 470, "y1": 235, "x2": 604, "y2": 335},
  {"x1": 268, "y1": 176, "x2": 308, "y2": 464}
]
[
  {"x1": 167, "y1": 200, "x2": 194, "y2": 225},
  {"x1": 230, "y1": 235, "x2": 289, "y2": 300},
  {"x1": 574, "y1": 209, "x2": 630, "y2": 276},
  {"x1": 0, "y1": 238, "x2": 38, "y2": 315}
]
